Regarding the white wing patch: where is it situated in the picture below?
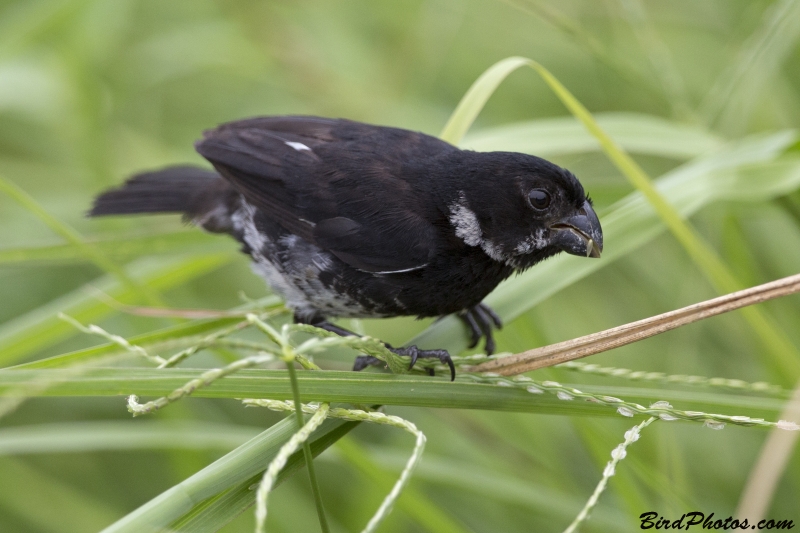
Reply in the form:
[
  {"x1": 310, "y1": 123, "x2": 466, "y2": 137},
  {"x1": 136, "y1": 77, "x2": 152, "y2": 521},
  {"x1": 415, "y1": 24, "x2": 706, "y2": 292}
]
[{"x1": 285, "y1": 141, "x2": 312, "y2": 152}]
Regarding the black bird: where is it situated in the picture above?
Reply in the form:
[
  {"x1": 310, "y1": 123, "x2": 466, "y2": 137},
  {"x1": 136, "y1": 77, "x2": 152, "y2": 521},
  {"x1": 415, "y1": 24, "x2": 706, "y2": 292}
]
[{"x1": 90, "y1": 116, "x2": 603, "y2": 379}]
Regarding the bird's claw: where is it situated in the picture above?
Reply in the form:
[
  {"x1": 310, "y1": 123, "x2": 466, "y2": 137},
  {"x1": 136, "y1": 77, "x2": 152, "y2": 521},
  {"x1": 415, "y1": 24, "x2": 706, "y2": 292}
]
[
  {"x1": 352, "y1": 345, "x2": 456, "y2": 381},
  {"x1": 459, "y1": 303, "x2": 503, "y2": 355}
]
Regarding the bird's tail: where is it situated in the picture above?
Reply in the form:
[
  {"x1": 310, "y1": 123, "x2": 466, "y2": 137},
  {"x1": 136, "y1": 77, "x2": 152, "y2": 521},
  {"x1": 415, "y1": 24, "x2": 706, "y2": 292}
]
[{"x1": 88, "y1": 165, "x2": 240, "y2": 233}]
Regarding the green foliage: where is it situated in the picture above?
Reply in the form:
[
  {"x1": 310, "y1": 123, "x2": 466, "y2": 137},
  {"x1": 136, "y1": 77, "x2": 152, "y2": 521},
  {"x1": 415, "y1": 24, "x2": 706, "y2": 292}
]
[{"x1": 1, "y1": 1, "x2": 800, "y2": 532}]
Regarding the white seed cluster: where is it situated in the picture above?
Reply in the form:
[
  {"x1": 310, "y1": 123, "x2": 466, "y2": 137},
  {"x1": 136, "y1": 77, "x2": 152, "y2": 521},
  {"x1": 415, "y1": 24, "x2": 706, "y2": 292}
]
[
  {"x1": 59, "y1": 313, "x2": 166, "y2": 365},
  {"x1": 243, "y1": 398, "x2": 427, "y2": 533},
  {"x1": 557, "y1": 361, "x2": 783, "y2": 394},
  {"x1": 564, "y1": 417, "x2": 656, "y2": 533},
  {"x1": 461, "y1": 373, "x2": 798, "y2": 432}
]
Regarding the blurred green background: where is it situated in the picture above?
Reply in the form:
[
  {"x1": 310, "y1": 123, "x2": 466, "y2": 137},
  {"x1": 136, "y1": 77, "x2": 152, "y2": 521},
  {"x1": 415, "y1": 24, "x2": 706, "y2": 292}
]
[{"x1": 1, "y1": 0, "x2": 800, "y2": 531}]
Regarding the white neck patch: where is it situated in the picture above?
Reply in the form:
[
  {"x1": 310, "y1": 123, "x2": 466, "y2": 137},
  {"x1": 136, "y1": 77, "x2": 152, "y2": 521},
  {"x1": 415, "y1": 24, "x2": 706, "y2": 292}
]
[
  {"x1": 448, "y1": 192, "x2": 549, "y2": 266},
  {"x1": 448, "y1": 192, "x2": 482, "y2": 247}
]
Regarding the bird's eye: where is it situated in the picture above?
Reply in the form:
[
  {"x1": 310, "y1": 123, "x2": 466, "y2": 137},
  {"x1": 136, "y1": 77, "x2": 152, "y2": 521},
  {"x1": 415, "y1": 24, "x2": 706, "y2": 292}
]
[{"x1": 527, "y1": 189, "x2": 551, "y2": 210}]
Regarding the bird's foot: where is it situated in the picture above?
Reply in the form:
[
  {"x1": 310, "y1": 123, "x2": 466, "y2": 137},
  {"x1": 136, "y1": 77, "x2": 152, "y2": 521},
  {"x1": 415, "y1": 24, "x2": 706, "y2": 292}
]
[
  {"x1": 459, "y1": 302, "x2": 502, "y2": 355},
  {"x1": 353, "y1": 345, "x2": 455, "y2": 381},
  {"x1": 295, "y1": 314, "x2": 456, "y2": 380}
]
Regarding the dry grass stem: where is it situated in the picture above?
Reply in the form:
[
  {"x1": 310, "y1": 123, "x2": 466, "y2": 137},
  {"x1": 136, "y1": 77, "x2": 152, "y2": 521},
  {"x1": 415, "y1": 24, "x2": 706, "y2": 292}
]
[{"x1": 472, "y1": 273, "x2": 800, "y2": 375}]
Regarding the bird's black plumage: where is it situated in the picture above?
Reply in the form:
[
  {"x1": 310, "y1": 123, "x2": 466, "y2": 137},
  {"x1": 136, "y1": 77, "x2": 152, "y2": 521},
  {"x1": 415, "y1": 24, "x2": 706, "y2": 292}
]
[{"x1": 90, "y1": 116, "x2": 603, "y2": 378}]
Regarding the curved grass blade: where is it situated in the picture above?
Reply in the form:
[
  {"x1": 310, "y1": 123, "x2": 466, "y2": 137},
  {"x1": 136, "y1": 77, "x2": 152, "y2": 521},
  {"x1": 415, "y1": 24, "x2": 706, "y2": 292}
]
[
  {"x1": 461, "y1": 112, "x2": 723, "y2": 159},
  {"x1": 439, "y1": 57, "x2": 532, "y2": 144}
]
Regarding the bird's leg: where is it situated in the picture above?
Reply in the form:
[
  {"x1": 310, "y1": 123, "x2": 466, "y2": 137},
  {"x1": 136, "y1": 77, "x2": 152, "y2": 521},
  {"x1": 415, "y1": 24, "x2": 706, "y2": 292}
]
[
  {"x1": 458, "y1": 303, "x2": 503, "y2": 355},
  {"x1": 293, "y1": 314, "x2": 455, "y2": 380}
]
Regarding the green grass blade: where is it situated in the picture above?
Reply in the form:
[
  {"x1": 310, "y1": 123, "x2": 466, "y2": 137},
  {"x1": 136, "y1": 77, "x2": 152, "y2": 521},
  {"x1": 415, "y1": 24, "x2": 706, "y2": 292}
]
[
  {"x1": 0, "y1": 367, "x2": 789, "y2": 419},
  {"x1": 0, "y1": 421, "x2": 262, "y2": 455},
  {"x1": 0, "y1": 174, "x2": 164, "y2": 306},
  {"x1": 0, "y1": 254, "x2": 234, "y2": 365},
  {"x1": 439, "y1": 56, "x2": 532, "y2": 144},
  {"x1": 0, "y1": 230, "x2": 231, "y2": 266},
  {"x1": 461, "y1": 112, "x2": 723, "y2": 159},
  {"x1": 701, "y1": 0, "x2": 800, "y2": 133},
  {"x1": 170, "y1": 420, "x2": 358, "y2": 533},
  {"x1": 7, "y1": 294, "x2": 281, "y2": 371},
  {"x1": 100, "y1": 415, "x2": 354, "y2": 533},
  {"x1": 9, "y1": 317, "x2": 240, "y2": 370}
]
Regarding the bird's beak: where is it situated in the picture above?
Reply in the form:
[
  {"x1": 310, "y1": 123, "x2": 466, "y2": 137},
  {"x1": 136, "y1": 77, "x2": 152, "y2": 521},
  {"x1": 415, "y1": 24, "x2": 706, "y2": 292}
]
[{"x1": 549, "y1": 200, "x2": 603, "y2": 258}]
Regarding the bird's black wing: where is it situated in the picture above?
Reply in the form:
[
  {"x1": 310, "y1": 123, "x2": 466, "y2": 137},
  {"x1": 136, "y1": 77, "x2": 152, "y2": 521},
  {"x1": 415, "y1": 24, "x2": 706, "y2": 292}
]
[{"x1": 195, "y1": 116, "x2": 456, "y2": 273}]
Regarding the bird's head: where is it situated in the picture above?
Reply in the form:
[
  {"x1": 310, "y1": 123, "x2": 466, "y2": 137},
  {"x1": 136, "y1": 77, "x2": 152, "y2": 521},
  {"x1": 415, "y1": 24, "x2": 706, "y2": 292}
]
[{"x1": 445, "y1": 151, "x2": 603, "y2": 270}]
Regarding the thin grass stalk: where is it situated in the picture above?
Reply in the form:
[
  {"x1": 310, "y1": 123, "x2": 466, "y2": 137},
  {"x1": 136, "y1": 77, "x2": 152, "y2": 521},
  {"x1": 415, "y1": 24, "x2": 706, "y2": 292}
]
[
  {"x1": 285, "y1": 361, "x2": 330, "y2": 533},
  {"x1": 736, "y1": 381, "x2": 800, "y2": 522},
  {"x1": 254, "y1": 404, "x2": 330, "y2": 533}
]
